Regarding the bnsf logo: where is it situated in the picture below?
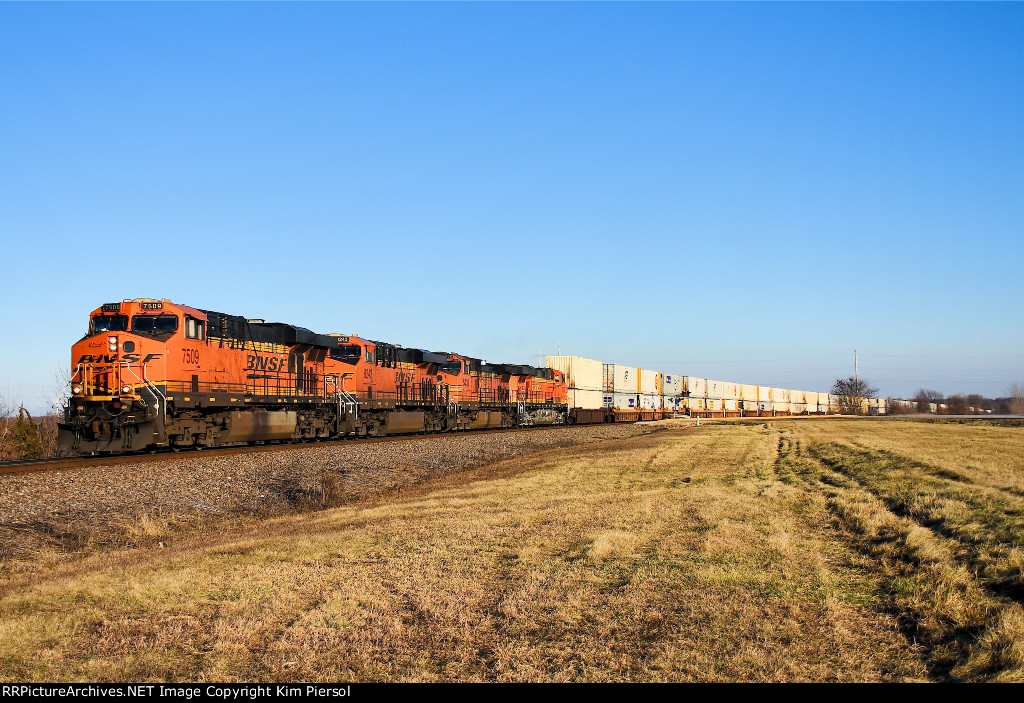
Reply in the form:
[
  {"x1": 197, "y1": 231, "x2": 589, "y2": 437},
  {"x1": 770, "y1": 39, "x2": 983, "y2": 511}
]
[
  {"x1": 77, "y1": 353, "x2": 162, "y2": 364},
  {"x1": 246, "y1": 354, "x2": 288, "y2": 372}
]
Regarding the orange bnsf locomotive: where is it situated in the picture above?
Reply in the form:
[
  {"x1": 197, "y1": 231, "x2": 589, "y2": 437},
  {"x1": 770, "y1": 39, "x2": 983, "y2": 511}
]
[{"x1": 59, "y1": 299, "x2": 569, "y2": 454}]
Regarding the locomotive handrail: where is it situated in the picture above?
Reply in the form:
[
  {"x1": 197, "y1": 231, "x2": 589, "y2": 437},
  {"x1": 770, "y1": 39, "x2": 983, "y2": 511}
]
[{"x1": 141, "y1": 363, "x2": 166, "y2": 405}]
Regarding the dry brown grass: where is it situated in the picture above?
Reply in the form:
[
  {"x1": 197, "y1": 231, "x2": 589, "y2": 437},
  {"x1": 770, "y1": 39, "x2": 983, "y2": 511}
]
[{"x1": 1, "y1": 419, "x2": 1020, "y2": 681}]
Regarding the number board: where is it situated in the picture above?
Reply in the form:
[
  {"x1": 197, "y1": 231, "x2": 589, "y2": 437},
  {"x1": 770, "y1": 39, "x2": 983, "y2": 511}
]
[
  {"x1": 140, "y1": 302, "x2": 163, "y2": 310},
  {"x1": 101, "y1": 303, "x2": 121, "y2": 312}
]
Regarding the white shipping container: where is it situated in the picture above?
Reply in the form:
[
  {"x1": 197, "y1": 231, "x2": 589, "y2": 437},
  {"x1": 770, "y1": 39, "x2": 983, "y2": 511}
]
[
  {"x1": 770, "y1": 387, "x2": 790, "y2": 403},
  {"x1": 688, "y1": 398, "x2": 706, "y2": 411},
  {"x1": 758, "y1": 386, "x2": 772, "y2": 402},
  {"x1": 606, "y1": 365, "x2": 640, "y2": 393},
  {"x1": 706, "y1": 398, "x2": 722, "y2": 410},
  {"x1": 568, "y1": 389, "x2": 604, "y2": 410},
  {"x1": 662, "y1": 373, "x2": 684, "y2": 396},
  {"x1": 723, "y1": 399, "x2": 738, "y2": 411},
  {"x1": 790, "y1": 403, "x2": 807, "y2": 414},
  {"x1": 664, "y1": 396, "x2": 683, "y2": 412},
  {"x1": 739, "y1": 384, "x2": 758, "y2": 401},
  {"x1": 545, "y1": 356, "x2": 603, "y2": 391},
  {"x1": 804, "y1": 391, "x2": 819, "y2": 408},
  {"x1": 720, "y1": 382, "x2": 740, "y2": 400},
  {"x1": 705, "y1": 379, "x2": 727, "y2": 398},
  {"x1": 605, "y1": 393, "x2": 639, "y2": 410},
  {"x1": 639, "y1": 393, "x2": 660, "y2": 410},
  {"x1": 640, "y1": 369, "x2": 660, "y2": 395},
  {"x1": 684, "y1": 377, "x2": 707, "y2": 397},
  {"x1": 757, "y1": 400, "x2": 772, "y2": 412},
  {"x1": 791, "y1": 390, "x2": 806, "y2": 404}
]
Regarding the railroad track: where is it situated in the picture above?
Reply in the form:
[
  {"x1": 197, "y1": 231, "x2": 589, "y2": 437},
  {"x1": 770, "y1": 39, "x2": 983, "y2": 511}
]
[{"x1": 0, "y1": 422, "x2": 624, "y2": 477}]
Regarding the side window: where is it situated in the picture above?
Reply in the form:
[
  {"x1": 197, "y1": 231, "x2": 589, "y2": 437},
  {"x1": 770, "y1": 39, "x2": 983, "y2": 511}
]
[
  {"x1": 184, "y1": 317, "x2": 206, "y2": 340},
  {"x1": 365, "y1": 349, "x2": 375, "y2": 364}
]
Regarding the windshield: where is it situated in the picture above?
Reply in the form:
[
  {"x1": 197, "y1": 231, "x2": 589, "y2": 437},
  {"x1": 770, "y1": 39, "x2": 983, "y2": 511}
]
[
  {"x1": 132, "y1": 314, "x2": 179, "y2": 338},
  {"x1": 440, "y1": 360, "x2": 462, "y2": 375},
  {"x1": 329, "y1": 345, "x2": 361, "y2": 365},
  {"x1": 90, "y1": 315, "x2": 128, "y2": 334}
]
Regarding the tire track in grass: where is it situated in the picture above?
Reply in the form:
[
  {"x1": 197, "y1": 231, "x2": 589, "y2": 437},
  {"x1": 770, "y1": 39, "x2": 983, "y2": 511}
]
[{"x1": 776, "y1": 433, "x2": 1024, "y2": 681}]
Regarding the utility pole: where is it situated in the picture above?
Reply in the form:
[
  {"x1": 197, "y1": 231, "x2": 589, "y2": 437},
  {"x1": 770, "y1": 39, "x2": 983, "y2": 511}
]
[{"x1": 855, "y1": 348, "x2": 859, "y2": 388}]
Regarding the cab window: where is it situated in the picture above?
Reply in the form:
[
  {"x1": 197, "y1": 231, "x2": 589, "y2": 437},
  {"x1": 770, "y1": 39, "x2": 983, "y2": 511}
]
[
  {"x1": 329, "y1": 345, "x2": 362, "y2": 365},
  {"x1": 440, "y1": 360, "x2": 462, "y2": 375},
  {"x1": 90, "y1": 315, "x2": 128, "y2": 334},
  {"x1": 184, "y1": 316, "x2": 206, "y2": 340},
  {"x1": 132, "y1": 314, "x2": 179, "y2": 338}
]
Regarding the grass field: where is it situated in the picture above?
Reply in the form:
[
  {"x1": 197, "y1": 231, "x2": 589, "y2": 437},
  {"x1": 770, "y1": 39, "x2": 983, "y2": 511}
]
[{"x1": 1, "y1": 419, "x2": 1022, "y2": 682}]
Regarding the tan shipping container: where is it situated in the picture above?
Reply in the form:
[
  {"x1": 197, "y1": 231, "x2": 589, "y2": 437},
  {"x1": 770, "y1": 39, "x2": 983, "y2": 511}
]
[
  {"x1": 568, "y1": 388, "x2": 604, "y2": 410},
  {"x1": 546, "y1": 356, "x2": 603, "y2": 391},
  {"x1": 739, "y1": 384, "x2": 758, "y2": 401}
]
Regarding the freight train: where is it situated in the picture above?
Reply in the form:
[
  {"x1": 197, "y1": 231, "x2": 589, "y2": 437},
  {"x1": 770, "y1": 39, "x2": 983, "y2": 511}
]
[
  {"x1": 58, "y1": 298, "x2": 875, "y2": 455},
  {"x1": 59, "y1": 299, "x2": 570, "y2": 454}
]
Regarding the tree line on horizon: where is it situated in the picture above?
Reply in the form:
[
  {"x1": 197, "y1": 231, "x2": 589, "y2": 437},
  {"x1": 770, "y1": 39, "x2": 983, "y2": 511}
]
[{"x1": 831, "y1": 377, "x2": 1024, "y2": 416}]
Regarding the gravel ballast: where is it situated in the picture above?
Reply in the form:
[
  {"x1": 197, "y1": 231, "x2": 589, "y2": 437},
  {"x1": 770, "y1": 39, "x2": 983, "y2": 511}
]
[{"x1": 0, "y1": 423, "x2": 663, "y2": 557}]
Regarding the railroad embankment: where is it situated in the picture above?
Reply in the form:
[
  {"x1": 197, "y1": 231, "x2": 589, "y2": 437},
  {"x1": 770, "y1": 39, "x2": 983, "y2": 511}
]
[{"x1": 0, "y1": 423, "x2": 661, "y2": 561}]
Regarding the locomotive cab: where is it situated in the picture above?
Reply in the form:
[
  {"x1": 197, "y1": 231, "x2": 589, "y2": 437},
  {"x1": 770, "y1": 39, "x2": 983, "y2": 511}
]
[{"x1": 61, "y1": 299, "x2": 199, "y2": 453}]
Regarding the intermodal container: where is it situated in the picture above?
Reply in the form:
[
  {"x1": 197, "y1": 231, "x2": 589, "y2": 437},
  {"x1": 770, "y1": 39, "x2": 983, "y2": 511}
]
[
  {"x1": 684, "y1": 377, "x2": 707, "y2": 397},
  {"x1": 545, "y1": 356, "x2": 603, "y2": 391},
  {"x1": 605, "y1": 365, "x2": 640, "y2": 393},
  {"x1": 705, "y1": 379, "x2": 725, "y2": 399},
  {"x1": 605, "y1": 392, "x2": 639, "y2": 410},
  {"x1": 739, "y1": 384, "x2": 758, "y2": 401},
  {"x1": 640, "y1": 369, "x2": 660, "y2": 395},
  {"x1": 639, "y1": 393, "x2": 660, "y2": 410},
  {"x1": 568, "y1": 388, "x2": 604, "y2": 410},
  {"x1": 770, "y1": 387, "x2": 790, "y2": 403},
  {"x1": 662, "y1": 373, "x2": 684, "y2": 396},
  {"x1": 721, "y1": 382, "x2": 740, "y2": 400}
]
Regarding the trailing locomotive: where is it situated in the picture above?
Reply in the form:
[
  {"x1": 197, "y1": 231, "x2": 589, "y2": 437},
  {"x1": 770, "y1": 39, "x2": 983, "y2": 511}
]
[{"x1": 59, "y1": 299, "x2": 569, "y2": 454}]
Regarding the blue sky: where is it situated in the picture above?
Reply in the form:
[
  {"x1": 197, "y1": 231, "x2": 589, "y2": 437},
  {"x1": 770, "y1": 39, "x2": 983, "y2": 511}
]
[{"x1": 2, "y1": 2, "x2": 1022, "y2": 412}]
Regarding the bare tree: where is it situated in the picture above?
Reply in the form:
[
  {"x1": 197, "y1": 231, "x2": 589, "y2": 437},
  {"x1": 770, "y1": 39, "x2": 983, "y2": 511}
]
[
  {"x1": 966, "y1": 394, "x2": 985, "y2": 414},
  {"x1": 913, "y1": 388, "x2": 943, "y2": 413},
  {"x1": 1009, "y1": 381, "x2": 1024, "y2": 415},
  {"x1": 831, "y1": 377, "x2": 879, "y2": 415},
  {"x1": 885, "y1": 397, "x2": 912, "y2": 415},
  {"x1": 39, "y1": 364, "x2": 73, "y2": 457},
  {"x1": 946, "y1": 394, "x2": 970, "y2": 415}
]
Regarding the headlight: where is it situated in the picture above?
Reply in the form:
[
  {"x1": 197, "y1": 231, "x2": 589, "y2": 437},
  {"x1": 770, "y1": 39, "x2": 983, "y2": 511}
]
[
  {"x1": 72, "y1": 384, "x2": 84, "y2": 396},
  {"x1": 121, "y1": 384, "x2": 132, "y2": 395},
  {"x1": 108, "y1": 336, "x2": 117, "y2": 352}
]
